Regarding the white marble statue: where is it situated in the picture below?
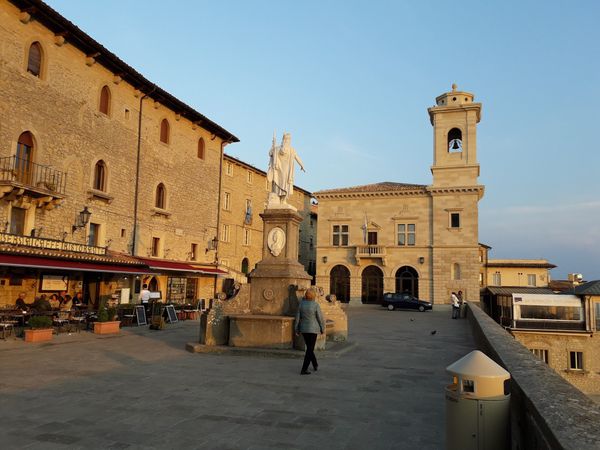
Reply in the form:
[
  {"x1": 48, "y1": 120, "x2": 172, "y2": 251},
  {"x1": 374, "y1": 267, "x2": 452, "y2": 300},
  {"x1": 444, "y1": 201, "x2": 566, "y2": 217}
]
[{"x1": 267, "y1": 132, "x2": 305, "y2": 209}]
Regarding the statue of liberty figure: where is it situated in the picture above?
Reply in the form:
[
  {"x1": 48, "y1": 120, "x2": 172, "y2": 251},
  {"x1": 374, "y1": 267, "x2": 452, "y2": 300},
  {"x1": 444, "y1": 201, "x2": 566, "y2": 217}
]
[{"x1": 267, "y1": 132, "x2": 305, "y2": 209}]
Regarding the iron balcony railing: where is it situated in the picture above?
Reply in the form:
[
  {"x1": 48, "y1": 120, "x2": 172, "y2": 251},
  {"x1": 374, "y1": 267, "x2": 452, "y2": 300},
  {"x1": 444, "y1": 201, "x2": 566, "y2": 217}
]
[{"x1": 0, "y1": 155, "x2": 67, "y2": 195}]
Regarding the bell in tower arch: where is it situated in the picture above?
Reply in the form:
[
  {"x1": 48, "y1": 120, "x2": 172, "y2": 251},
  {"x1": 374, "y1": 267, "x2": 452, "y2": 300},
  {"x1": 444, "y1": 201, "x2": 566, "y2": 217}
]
[{"x1": 448, "y1": 128, "x2": 463, "y2": 152}]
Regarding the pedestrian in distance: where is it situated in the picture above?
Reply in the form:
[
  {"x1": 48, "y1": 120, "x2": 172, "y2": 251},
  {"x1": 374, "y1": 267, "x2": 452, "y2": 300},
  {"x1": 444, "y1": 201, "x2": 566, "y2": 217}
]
[
  {"x1": 458, "y1": 290, "x2": 466, "y2": 318},
  {"x1": 295, "y1": 288, "x2": 325, "y2": 375},
  {"x1": 451, "y1": 292, "x2": 460, "y2": 319}
]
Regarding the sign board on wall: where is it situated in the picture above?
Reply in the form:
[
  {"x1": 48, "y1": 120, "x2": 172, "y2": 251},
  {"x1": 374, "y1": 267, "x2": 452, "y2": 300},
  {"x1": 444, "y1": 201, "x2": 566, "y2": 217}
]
[{"x1": 40, "y1": 274, "x2": 69, "y2": 292}]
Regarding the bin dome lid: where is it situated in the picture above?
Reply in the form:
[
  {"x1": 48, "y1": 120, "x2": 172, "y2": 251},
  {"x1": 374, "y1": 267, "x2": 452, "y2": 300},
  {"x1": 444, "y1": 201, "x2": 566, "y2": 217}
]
[{"x1": 446, "y1": 350, "x2": 510, "y2": 379}]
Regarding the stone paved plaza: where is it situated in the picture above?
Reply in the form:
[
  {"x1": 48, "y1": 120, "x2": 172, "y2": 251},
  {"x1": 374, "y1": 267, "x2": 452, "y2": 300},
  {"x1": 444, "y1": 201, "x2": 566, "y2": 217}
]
[{"x1": 0, "y1": 305, "x2": 474, "y2": 449}]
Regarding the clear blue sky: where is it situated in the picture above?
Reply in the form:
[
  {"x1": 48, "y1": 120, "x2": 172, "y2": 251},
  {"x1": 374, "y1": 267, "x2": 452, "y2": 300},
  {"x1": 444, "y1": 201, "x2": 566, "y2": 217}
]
[{"x1": 48, "y1": 0, "x2": 600, "y2": 280}]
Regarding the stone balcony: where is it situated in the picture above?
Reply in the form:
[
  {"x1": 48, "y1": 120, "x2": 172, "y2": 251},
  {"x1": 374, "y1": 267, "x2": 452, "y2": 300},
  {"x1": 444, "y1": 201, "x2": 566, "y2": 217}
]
[{"x1": 355, "y1": 244, "x2": 387, "y2": 265}]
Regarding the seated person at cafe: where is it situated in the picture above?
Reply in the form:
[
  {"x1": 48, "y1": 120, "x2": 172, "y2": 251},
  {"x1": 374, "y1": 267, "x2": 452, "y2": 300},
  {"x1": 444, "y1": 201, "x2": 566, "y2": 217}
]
[
  {"x1": 15, "y1": 292, "x2": 30, "y2": 311},
  {"x1": 72, "y1": 291, "x2": 85, "y2": 308},
  {"x1": 49, "y1": 293, "x2": 60, "y2": 309},
  {"x1": 60, "y1": 294, "x2": 73, "y2": 311}
]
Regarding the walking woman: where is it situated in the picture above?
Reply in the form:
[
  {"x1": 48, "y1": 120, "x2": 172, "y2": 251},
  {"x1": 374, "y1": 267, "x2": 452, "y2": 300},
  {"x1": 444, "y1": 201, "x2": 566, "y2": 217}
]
[{"x1": 295, "y1": 288, "x2": 325, "y2": 375}]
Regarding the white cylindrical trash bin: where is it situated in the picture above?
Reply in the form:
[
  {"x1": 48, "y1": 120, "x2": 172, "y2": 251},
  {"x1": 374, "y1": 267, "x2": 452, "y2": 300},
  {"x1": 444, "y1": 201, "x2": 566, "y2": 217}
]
[{"x1": 445, "y1": 350, "x2": 510, "y2": 450}]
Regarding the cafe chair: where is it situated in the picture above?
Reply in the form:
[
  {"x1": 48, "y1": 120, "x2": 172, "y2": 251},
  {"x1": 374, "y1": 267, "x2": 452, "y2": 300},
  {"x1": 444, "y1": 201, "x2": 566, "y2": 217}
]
[
  {"x1": 0, "y1": 318, "x2": 14, "y2": 339},
  {"x1": 53, "y1": 310, "x2": 71, "y2": 334}
]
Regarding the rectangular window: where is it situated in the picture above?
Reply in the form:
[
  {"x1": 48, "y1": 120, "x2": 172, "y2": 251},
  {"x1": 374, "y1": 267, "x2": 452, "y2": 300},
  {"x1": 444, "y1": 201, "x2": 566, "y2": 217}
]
[
  {"x1": 332, "y1": 225, "x2": 349, "y2": 246},
  {"x1": 367, "y1": 231, "x2": 378, "y2": 245},
  {"x1": 243, "y1": 228, "x2": 251, "y2": 246},
  {"x1": 220, "y1": 224, "x2": 230, "y2": 243},
  {"x1": 397, "y1": 224, "x2": 416, "y2": 246},
  {"x1": 595, "y1": 303, "x2": 600, "y2": 331},
  {"x1": 151, "y1": 237, "x2": 160, "y2": 257},
  {"x1": 520, "y1": 305, "x2": 582, "y2": 321},
  {"x1": 530, "y1": 348, "x2": 549, "y2": 364},
  {"x1": 88, "y1": 223, "x2": 100, "y2": 246},
  {"x1": 223, "y1": 192, "x2": 231, "y2": 211},
  {"x1": 492, "y1": 272, "x2": 501, "y2": 286},
  {"x1": 225, "y1": 162, "x2": 233, "y2": 176},
  {"x1": 527, "y1": 274, "x2": 537, "y2": 286},
  {"x1": 247, "y1": 170, "x2": 253, "y2": 183},
  {"x1": 569, "y1": 351, "x2": 584, "y2": 370},
  {"x1": 450, "y1": 213, "x2": 461, "y2": 228},
  {"x1": 190, "y1": 243, "x2": 197, "y2": 261},
  {"x1": 9, "y1": 207, "x2": 26, "y2": 235}
]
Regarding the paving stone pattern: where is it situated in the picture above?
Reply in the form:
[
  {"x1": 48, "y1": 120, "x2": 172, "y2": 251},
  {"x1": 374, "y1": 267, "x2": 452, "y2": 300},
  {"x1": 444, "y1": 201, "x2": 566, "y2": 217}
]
[{"x1": 0, "y1": 305, "x2": 474, "y2": 449}]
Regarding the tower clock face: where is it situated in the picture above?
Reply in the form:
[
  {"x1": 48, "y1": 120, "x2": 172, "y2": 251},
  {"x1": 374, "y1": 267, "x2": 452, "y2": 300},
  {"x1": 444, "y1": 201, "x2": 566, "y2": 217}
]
[{"x1": 449, "y1": 138, "x2": 463, "y2": 152}]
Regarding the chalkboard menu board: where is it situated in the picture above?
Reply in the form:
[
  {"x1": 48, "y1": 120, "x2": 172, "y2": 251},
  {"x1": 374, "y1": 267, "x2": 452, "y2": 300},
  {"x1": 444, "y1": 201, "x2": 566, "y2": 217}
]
[
  {"x1": 165, "y1": 305, "x2": 178, "y2": 323},
  {"x1": 135, "y1": 305, "x2": 147, "y2": 326}
]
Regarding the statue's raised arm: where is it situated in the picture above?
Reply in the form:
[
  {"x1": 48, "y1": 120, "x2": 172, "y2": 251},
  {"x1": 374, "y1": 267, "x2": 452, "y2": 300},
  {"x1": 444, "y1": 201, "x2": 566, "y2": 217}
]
[{"x1": 266, "y1": 132, "x2": 305, "y2": 210}]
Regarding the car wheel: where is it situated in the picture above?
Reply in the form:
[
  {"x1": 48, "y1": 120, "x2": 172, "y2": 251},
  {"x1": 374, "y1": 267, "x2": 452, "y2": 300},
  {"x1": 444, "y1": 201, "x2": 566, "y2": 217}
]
[
  {"x1": 418, "y1": 305, "x2": 425, "y2": 312},
  {"x1": 388, "y1": 304, "x2": 394, "y2": 311}
]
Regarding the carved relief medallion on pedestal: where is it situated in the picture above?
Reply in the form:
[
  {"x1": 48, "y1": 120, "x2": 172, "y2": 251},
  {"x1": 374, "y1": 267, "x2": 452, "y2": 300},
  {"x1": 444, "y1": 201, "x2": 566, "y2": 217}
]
[
  {"x1": 267, "y1": 227, "x2": 286, "y2": 256},
  {"x1": 263, "y1": 289, "x2": 274, "y2": 300}
]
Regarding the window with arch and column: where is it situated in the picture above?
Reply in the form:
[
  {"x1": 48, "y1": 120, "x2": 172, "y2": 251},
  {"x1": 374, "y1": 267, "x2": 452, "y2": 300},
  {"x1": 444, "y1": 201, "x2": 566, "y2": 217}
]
[
  {"x1": 27, "y1": 42, "x2": 42, "y2": 77},
  {"x1": 99, "y1": 85, "x2": 111, "y2": 115},
  {"x1": 160, "y1": 119, "x2": 170, "y2": 144},
  {"x1": 93, "y1": 160, "x2": 107, "y2": 191},
  {"x1": 395, "y1": 266, "x2": 419, "y2": 298},
  {"x1": 155, "y1": 183, "x2": 166, "y2": 209},
  {"x1": 198, "y1": 138, "x2": 205, "y2": 159},
  {"x1": 330, "y1": 265, "x2": 350, "y2": 303}
]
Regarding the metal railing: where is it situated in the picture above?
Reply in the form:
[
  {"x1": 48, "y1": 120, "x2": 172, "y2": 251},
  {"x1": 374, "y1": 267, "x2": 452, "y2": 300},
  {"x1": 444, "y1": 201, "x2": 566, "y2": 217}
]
[
  {"x1": 0, "y1": 156, "x2": 67, "y2": 195},
  {"x1": 356, "y1": 245, "x2": 386, "y2": 256}
]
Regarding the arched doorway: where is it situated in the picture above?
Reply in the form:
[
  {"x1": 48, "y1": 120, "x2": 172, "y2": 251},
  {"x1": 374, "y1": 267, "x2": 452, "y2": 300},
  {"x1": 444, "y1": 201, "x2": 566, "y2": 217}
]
[
  {"x1": 330, "y1": 265, "x2": 350, "y2": 303},
  {"x1": 16, "y1": 131, "x2": 34, "y2": 184},
  {"x1": 395, "y1": 266, "x2": 419, "y2": 298},
  {"x1": 361, "y1": 265, "x2": 383, "y2": 304},
  {"x1": 147, "y1": 276, "x2": 159, "y2": 293},
  {"x1": 241, "y1": 258, "x2": 249, "y2": 275}
]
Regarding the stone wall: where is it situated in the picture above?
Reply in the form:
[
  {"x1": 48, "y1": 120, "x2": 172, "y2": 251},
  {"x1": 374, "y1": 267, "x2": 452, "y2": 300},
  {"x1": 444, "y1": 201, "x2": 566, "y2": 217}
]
[{"x1": 467, "y1": 302, "x2": 600, "y2": 450}]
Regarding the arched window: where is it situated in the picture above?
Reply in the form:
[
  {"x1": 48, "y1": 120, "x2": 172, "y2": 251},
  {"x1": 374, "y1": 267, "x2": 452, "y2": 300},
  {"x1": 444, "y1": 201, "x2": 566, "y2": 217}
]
[
  {"x1": 99, "y1": 85, "x2": 111, "y2": 115},
  {"x1": 453, "y1": 263, "x2": 461, "y2": 280},
  {"x1": 241, "y1": 258, "x2": 249, "y2": 275},
  {"x1": 155, "y1": 183, "x2": 166, "y2": 209},
  {"x1": 395, "y1": 266, "x2": 419, "y2": 298},
  {"x1": 448, "y1": 128, "x2": 463, "y2": 152},
  {"x1": 27, "y1": 42, "x2": 42, "y2": 77},
  {"x1": 93, "y1": 160, "x2": 107, "y2": 191},
  {"x1": 330, "y1": 265, "x2": 350, "y2": 303},
  {"x1": 361, "y1": 265, "x2": 384, "y2": 304},
  {"x1": 197, "y1": 138, "x2": 205, "y2": 160},
  {"x1": 160, "y1": 119, "x2": 170, "y2": 144},
  {"x1": 16, "y1": 132, "x2": 34, "y2": 183}
]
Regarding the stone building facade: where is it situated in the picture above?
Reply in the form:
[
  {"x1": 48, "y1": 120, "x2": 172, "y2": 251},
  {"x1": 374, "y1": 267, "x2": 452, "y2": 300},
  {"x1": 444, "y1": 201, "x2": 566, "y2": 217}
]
[
  {"x1": 315, "y1": 86, "x2": 484, "y2": 305},
  {"x1": 0, "y1": 0, "x2": 237, "y2": 306},
  {"x1": 219, "y1": 154, "x2": 315, "y2": 284}
]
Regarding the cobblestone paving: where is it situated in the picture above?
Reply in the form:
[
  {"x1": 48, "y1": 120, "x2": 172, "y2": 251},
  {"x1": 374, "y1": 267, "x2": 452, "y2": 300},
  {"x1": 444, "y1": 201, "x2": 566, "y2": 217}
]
[{"x1": 0, "y1": 305, "x2": 474, "y2": 449}]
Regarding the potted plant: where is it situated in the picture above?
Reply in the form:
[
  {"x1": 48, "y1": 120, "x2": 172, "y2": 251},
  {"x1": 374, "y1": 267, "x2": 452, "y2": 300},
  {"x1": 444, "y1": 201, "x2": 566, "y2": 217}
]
[
  {"x1": 93, "y1": 306, "x2": 121, "y2": 335},
  {"x1": 24, "y1": 315, "x2": 53, "y2": 343}
]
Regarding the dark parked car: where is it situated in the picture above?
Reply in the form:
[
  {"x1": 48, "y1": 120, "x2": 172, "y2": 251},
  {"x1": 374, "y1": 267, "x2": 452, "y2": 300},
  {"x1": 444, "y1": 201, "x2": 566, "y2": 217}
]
[{"x1": 381, "y1": 292, "x2": 432, "y2": 312}]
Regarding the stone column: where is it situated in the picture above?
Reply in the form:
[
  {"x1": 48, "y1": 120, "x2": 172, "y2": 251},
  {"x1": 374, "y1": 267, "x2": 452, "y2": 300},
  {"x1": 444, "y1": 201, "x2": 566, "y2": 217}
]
[{"x1": 248, "y1": 208, "x2": 312, "y2": 316}]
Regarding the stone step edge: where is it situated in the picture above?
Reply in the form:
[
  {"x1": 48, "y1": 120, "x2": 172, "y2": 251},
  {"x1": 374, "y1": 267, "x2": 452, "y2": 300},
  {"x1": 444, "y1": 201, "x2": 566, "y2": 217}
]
[{"x1": 185, "y1": 341, "x2": 357, "y2": 359}]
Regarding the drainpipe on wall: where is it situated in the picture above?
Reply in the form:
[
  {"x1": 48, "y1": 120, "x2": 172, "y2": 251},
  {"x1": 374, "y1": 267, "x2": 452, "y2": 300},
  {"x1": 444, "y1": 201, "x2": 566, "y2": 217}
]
[
  {"x1": 213, "y1": 137, "x2": 233, "y2": 296},
  {"x1": 131, "y1": 87, "x2": 155, "y2": 256}
]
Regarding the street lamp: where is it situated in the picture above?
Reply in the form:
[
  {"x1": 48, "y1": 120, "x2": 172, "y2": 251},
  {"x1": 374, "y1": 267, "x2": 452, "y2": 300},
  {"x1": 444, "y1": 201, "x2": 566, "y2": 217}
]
[{"x1": 72, "y1": 206, "x2": 92, "y2": 232}]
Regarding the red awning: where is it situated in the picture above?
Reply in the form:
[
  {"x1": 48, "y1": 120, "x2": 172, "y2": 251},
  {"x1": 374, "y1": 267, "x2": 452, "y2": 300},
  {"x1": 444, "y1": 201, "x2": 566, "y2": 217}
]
[
  {"x1": 136, "y1": 258, "x2": 204, "y2": 273},
  {"x1": 196, "y1": 267, "x2": 228, "y2": 275},
  {"x1": 0, "y1": 254, "x2": 150, "y2": 274}
]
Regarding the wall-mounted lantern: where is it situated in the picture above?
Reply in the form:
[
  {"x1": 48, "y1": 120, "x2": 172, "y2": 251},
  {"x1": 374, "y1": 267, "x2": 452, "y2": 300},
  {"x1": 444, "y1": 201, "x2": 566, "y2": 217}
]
[{"x1": 72, "y1": 206, "x2": 91, "y2": 232}]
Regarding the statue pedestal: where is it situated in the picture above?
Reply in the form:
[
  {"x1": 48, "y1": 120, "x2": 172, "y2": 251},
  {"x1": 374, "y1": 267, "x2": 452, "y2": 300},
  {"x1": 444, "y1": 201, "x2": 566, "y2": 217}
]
[{"x1": 248, "y1": 208, "x2": 312, "y2": 316}]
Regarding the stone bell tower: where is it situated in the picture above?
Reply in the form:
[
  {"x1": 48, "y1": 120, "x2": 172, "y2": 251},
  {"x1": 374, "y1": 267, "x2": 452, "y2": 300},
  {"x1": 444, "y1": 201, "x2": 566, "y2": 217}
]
[
  {"x1": 427, "y1": 84, "x2": 484, "y2": 305},
  {"x1": 429, "y1": 83, "x2": 481, "y2": 188}
]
